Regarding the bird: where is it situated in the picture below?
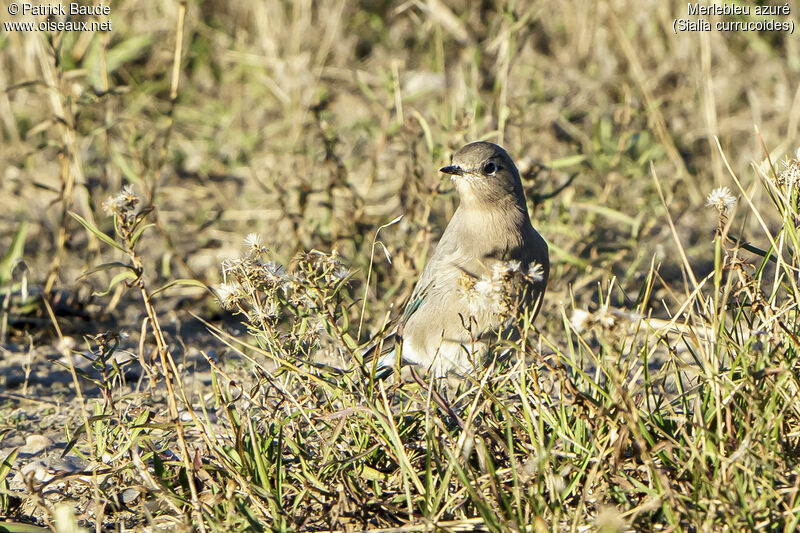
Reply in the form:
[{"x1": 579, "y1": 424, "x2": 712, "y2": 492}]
[{"x1": 369, "y1": 141, "x2": 549, "y2": 378}]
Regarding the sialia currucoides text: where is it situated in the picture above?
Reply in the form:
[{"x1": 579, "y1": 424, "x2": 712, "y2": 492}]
[{"x1": 374, "y1": 141, "x2": 549, "y2": 378}]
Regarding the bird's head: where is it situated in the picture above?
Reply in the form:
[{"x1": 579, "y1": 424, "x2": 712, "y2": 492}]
[{"x1": 440, "y1": 142, "x2": 525, "y2": 208}]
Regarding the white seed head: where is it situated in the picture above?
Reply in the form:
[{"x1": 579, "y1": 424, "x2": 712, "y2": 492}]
[
  {"x1": 330, "y1": 266, "x2": 350, "y2": 282},
  {"x1": 471, "y1": 275, "x2": 504, "y2": 314},
  {"x1": 570, "y1": 309, "x2": 591, "y2": 333},
  {"x1": 779, "y1": 156, "x2": 800, "y2": 187},
  {"x1": 103, "y1": 185, "x2": 139, "y2": 217},
  {"x1": 244, "y1": 233, "x2": 262, "y2": 248},
  {"x1": 262, "y1": 261, "x2": 286, "y2": 281},
  {"x1": 705, "y1": 186, "x2": 736, "y2": 215},
  {"x1": 216, "y1": 283, "x2": 241, "y2": 310},
  {"x1": 491, "y1": 262, "x2": 511, "y2": 280},
  {"x1": 594, "y1": 505, "x2": 626, "y2": 532},
  {"x1": 243, "y1": 233, "x2": 268, "y2": 256},
  {"x1": 595, "y1": 307, "x2": 616, "y2": 329},
  {"x1": 260, "y1": 299, "x2": 279, "y2": 318},
  {"x1": 221, "y1": 256, "x2": 245, "y2": 278},
  {"x1": 101, "y1": 196, "x2": 123, "y2": 216},
  {"x1": 527, "y1": 262, "x2": 545, "y2": 283}
]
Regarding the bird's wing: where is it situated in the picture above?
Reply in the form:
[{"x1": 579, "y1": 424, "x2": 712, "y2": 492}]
[
  {"x1": 400, "y1": 228, "x2": 462, "y2": 324},
  {"x1": 360, "y1": 243, "x2": 458, "y2": 376},
  {"x1": 402, "y1": 278, "x2": 434, "y2": 324}
]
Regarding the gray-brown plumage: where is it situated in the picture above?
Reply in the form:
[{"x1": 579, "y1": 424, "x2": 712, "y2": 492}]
[{"x1": 376, "y1": 141, "x2": 549, "y2": 377}]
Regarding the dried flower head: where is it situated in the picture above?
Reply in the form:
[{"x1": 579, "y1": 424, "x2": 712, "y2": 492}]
[
  {"x1": 595, "y1": 307, "x2": 616, "y2": 329},
  {"x1": 458, "y1": 260, "x2": 544, "y2": 317},
  {"x1": 491, "y1": 262, "x2": 511, "y2": 279},
  {"x1": 594, "y1": 505, "x2": 626, "y2": 532},
  {"x1": 570, "y1": 309, "x2": 591, "y2": 333},
  {"x1": 102, "y1": 184, "x2": 140, "y2": 219},
  {"x1": 120, "y1": 184, "x2": 137, "y2": 204},
  {"x1": 244, "y1": 233, "x2": 269, "y2": 256},
  {"x1": 216, "y1": 283, "x2": 241, "y2": 310},
  {"x1": 216, "y1": 236, "x2": 352, "y2": 357},
  {"x1": 473, "y1": 275, "x2": 504, "y2": 313},
  {"x1": 526, "y1": 263, "x2": 545, "y2": 283},
  {"x1": 329, "y1": 266, "x2": 350, "y2": 283},
  {"x1": 458, "y1": 271, "x2": 495, "y2": 315},
  {"x1": 778, "y1": 151, "x2": 800, "y2": 187},
  {"x1": 705, "y1": 186, "x2": 736, "y2": 215},
  {"x1": 101, "y1": 196, "x2": 123, "y2": 216},
  {"x1": 252, "y1": 299, "x2": 279, "y2": 320},
  {"x1": 262, "y1": 261, "x2": 286, "y2": 282}
]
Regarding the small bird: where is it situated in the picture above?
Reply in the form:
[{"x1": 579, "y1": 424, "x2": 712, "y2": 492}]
[{"x1": 372, "y1": 141, "x2": 549, "y2": 378}]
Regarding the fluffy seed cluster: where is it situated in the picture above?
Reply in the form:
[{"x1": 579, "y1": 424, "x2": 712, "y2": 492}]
[
  {"x1": 219, "y1": 238, "x2": 348, "y2": 310},
  {"x1": 705, "y1": 186, "x2": 736, "y2": 215},
  {"x1": 216, "y1": 235, "x2": 351, "y2": 354},
  {"x1": 458, "y1": 260, "x2": 544, "y2": 317},
  {"x1": 102, "y1": 185, "x2": 140, "y2": 229},
  {"x1": 570, "y1": 307, "x2": 619, "y2": 334},
  {"x1": 777, "y1": 149, "x2": 800, "y2": 187}
]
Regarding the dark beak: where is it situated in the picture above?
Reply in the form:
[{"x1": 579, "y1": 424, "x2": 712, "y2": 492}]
[{"x1": 440, "y1": 165, "x2": 463, "y2": 176}]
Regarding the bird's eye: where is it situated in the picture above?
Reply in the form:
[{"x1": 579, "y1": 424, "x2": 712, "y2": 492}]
[{"x1": 482, "y1": 161, "x2": 497, "y2": 175}]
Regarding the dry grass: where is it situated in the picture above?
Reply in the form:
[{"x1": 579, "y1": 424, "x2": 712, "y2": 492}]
[{"x1": 1, "y1": 0, "x2": 800, "y2": 531}]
